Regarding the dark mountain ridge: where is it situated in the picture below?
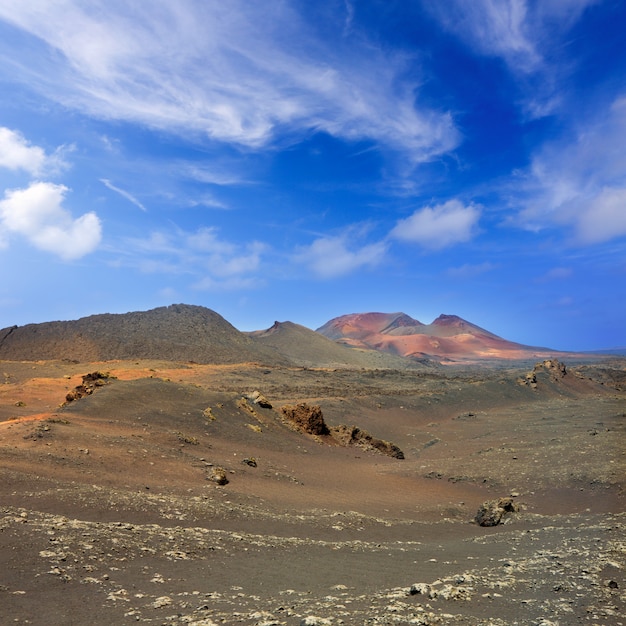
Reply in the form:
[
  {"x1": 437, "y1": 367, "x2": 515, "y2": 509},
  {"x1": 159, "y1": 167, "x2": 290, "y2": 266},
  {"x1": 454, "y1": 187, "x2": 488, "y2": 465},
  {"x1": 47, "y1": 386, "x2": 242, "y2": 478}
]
[{"x1": 0, "y1": 304, "x2": 288, "y2": 365}]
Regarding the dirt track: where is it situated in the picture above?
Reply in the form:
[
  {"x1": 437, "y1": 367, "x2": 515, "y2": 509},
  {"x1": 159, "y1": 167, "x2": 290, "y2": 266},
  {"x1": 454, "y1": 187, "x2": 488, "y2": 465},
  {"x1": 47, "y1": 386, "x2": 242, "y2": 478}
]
[{"x1": 1, "y1": 359, "x2": 624, "y2": 624}]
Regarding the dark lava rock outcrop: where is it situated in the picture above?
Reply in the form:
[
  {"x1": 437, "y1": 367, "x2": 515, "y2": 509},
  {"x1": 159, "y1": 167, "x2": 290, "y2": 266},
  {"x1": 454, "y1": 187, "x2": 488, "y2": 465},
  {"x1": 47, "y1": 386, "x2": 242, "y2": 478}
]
[
  {"x1": 64, "y1": 371, "x2": 115, "y2": 404},
  {"x1": 281, "y1": 402, "x2": 404, "y2": 458}
]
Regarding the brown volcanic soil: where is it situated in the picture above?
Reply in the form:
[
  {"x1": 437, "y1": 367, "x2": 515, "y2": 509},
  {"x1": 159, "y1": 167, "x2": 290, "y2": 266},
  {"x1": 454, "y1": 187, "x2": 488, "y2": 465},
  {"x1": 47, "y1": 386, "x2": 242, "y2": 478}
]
[{"x1": 1, "y1": 358, "x2": 625, "y2": 625}]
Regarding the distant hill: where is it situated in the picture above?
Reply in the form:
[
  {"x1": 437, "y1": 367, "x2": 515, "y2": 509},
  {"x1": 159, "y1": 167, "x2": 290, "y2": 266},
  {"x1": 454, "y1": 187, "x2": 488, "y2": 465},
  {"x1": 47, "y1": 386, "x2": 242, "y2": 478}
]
[
  {"x1": 248, "y1": 321, "x2": 426, "y2": 369},
  {"x1": 0, "y1": 304, "x2": 288, "y2": 365},
  {"x1": 317, "y1": 312, "x2": 555, "y2": 361}
]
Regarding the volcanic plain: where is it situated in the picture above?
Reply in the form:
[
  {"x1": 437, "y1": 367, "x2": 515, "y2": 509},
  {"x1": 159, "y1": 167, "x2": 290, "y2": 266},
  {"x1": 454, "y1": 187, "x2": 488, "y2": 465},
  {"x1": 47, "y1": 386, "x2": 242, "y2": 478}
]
[{"x1": 1, "y1": 305, "x2": 624, "y2": 625}]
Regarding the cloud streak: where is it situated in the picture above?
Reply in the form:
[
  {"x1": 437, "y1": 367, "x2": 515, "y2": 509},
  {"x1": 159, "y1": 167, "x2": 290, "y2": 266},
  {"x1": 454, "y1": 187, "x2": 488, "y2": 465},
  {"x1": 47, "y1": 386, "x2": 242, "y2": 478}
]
[
  {"x1": 0, "y1": 1, "x2": 458, "y2": 162},
  {"x1": 101, "y1": 179, "x2": 147, "y2": 212}
]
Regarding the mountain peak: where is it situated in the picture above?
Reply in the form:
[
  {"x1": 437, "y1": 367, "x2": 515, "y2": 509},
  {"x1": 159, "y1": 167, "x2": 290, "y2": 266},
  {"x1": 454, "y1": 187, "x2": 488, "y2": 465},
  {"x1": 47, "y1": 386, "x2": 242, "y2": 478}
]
[{"x1": 317, "y1": 311, "x2": 548, "y2": 361}]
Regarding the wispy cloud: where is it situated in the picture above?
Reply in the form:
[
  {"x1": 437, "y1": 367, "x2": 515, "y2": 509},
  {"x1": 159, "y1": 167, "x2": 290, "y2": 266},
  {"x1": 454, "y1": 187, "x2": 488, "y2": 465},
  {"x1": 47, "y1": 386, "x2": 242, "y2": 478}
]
[
  {"x1": 536, "y1": 267, "x2": 573, "y2": 282},
  {"x1": 447, "y1": 261, "x2": 496, "y2": 278},
  {"x1": 424, "y1": 0, "x2": 598, "y2": 117},
  {"x1": 427, "y1": 0, "x2": 597, "y2": 72},
  {"x1": 101, "y1": 178, "x2": 147, "y2": 212},
  {"x1": 391, "y1": 199, "x2": 481, "y2": 249},
  {"x1": 426, "y1": 0, "x2": 540, "y2": 73},
  {"x1": 0, "y1": 1, "x2": 459, "y2": 163},
  {"x1": 0, "y1": 181, "x2": 102, "y2": 260},
  {"x1": 118, "y1": 225, "x2": 267, "y2": 290},
  {"x1": 516, "y1": 95, "x2": 626, "y2": 244}
]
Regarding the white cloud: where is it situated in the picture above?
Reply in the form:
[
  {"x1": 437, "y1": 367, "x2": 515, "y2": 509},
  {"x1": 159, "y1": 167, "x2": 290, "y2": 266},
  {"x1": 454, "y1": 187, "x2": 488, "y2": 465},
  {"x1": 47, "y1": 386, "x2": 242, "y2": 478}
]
[
  {"x1": 296, "y1": 234, "x2": 387, "y2": 278},
  {"x1": 517, "y1": 95, "x2": 626, "y2": 244},
  {"x1": 391, "y1": 200, "x2": 481, "y2": 249},
  {"x1": 0, "y1": 181, "x2": 102, "y2": 260},
  {"x1": 0, "y1": 1, "x2": 458, "y2": 162},
  {"x1": 0, "y1": 127, "x2": 47, "y2": 175},
  {"x1": 0, "y1": 127, "x2": 72, "y2": 176}
]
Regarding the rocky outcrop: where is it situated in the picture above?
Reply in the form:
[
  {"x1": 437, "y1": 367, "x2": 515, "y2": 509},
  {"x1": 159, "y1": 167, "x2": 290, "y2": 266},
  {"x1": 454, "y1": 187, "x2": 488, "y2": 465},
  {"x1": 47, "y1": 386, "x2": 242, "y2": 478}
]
[
  {"x1": 281, "y1": 403, "x2": 404, "y2": 459},
  {"x1": 330, "y1": 424, "x2": 404, "y2": 459},
  {"x1": 63, "y1": 371, "x2": 115, "y2": 404},
  {"x1": 520, "y1": 359, "x2": 568, "y2": 388},
  {"x1": 281, "y1": 403, "x2": 330, "y2": 435},
  {"x1": 536, "y1": 358, "x2": 567, "y2": 379}
]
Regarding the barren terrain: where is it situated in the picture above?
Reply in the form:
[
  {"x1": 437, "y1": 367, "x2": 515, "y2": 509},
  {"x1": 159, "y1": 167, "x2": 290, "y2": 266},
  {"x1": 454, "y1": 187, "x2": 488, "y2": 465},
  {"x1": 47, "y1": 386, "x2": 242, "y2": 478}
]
[{"x1": 1, "y1": 356, "x2": 624, "y2": 625}]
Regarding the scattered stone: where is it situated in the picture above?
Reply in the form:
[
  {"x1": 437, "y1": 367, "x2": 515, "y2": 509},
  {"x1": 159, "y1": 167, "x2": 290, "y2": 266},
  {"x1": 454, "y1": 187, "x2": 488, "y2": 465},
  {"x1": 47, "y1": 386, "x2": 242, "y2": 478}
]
[
  {"x1": 151, "y1": 595, "x2": 172, "y2": 608},
  {"x1": 300, "y1": 617, "x2": 332, "y2": 626},
  {"x1": 242, "y1": 457, "x2": 257, "y2": 467},
  {"x1": 208, "y1": 467, "x2": 229, "y2": 485},
  {"x1": 474, "y1": 497, "x2": 519, "y2": 526}
]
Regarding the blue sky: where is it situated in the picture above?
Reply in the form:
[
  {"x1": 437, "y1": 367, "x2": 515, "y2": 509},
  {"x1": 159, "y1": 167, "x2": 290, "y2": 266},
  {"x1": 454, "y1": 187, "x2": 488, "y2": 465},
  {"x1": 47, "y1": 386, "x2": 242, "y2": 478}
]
[{"x1": 0, "y1": 0, "x2": 625, "y2": 351}]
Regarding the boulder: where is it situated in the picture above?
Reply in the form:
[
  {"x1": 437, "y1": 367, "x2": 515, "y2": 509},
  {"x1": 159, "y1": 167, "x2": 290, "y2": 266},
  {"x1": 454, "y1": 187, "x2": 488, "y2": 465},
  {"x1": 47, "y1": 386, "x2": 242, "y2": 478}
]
[{"x1": 475, "y1": 497, "x2": 518, "y2": 526}]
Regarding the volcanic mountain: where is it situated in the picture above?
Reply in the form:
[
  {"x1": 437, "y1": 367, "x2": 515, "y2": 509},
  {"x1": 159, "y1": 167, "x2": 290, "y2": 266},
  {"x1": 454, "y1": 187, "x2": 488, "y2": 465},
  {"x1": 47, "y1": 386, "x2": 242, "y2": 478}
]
[
  {"x1": 248, "y1": 320, "x2": 423, "y2": 369},
  {"x1": 316, "y1": 312, "x2": 554, "y2": 361},
  {"x1": 0, "y1": 304, "x2": 288, "y2": 365}
]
